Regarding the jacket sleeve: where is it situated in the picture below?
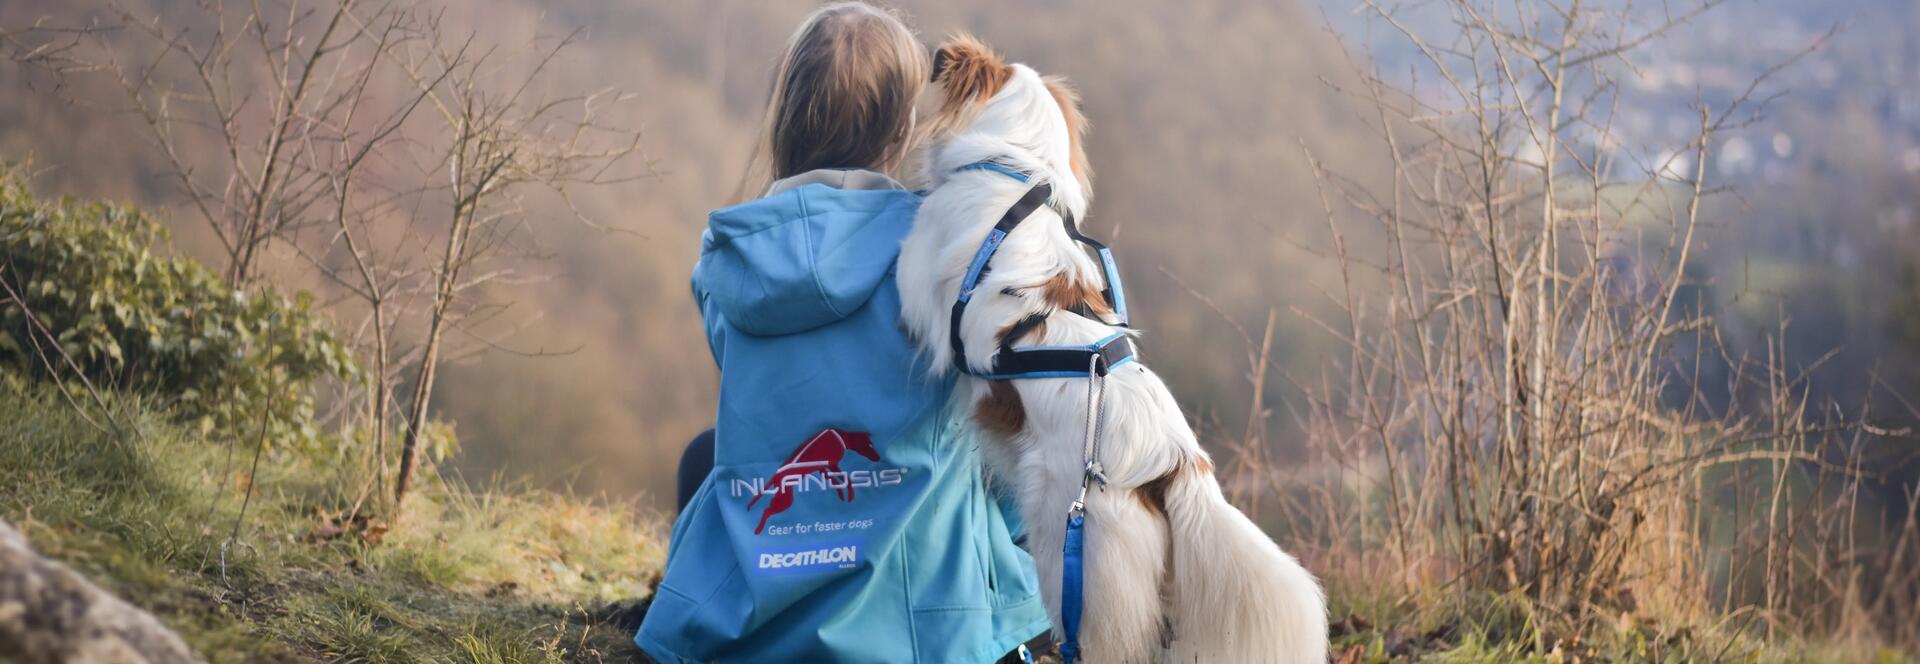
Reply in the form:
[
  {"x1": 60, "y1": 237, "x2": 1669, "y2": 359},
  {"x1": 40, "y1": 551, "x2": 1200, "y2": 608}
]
[{"x1": 692, "y1": 229, "x2": 726, "y2": 367}]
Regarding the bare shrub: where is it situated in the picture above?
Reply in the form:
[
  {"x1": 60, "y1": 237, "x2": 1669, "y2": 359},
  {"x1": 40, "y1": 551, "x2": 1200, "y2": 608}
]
[
  {"x1": 1220, "y1": 0, "x2": 1920, "y2": 652},
  {"x1": 1, "y1": 1, "x2": 649, "y2": 516}
]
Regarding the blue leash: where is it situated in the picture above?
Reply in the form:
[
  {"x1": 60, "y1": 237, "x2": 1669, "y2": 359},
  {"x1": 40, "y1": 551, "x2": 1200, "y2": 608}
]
[{"x1": 1060, "y1": 509, "x2": 1088, "y2": 663}]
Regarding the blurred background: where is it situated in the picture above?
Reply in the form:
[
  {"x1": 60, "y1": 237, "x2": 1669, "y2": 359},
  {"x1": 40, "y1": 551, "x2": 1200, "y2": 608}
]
[{"x1": 5, "y1": 0, "x2": 1913, "y2": 508}]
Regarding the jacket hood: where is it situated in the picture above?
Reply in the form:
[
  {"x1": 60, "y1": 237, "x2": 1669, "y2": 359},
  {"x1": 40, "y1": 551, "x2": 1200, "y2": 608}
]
[{"x1": 693, "y1": 182, "x2": 920, "y2": 336}]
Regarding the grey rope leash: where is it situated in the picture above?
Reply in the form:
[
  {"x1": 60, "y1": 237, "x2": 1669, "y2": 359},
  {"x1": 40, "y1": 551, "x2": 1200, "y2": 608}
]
[{"x1": 1075, "y1": 351, "x2": 1110, "y2": 512}]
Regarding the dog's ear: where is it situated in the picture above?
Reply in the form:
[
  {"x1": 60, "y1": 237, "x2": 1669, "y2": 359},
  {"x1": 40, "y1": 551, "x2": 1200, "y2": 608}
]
[
  {"x1": 931, "y1": 34, "x2": 1011, "y2": 112},
  {"x1": 1044, "y1": 75, "x2": 1092, "y2": 197},
  {"x1": 930, "y1": 44, "x2": 950, "y2": 82}
]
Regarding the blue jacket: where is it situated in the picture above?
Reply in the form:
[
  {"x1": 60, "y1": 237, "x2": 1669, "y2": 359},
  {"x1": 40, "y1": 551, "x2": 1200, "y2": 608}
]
[{"x1": 637, "y1": 170, "x2": 1050, "y2": 663}]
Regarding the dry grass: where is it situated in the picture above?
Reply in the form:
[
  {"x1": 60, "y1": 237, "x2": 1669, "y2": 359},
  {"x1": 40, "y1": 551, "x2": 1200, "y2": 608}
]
[{"x1": 0, "y1": 374, "x2": 665, "y2": 663}]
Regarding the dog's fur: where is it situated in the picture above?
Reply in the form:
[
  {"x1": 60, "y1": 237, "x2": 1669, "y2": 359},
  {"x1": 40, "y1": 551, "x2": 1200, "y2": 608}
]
[{"x1": 899, "y1": 36, "x2": 1329, "y2": 663}]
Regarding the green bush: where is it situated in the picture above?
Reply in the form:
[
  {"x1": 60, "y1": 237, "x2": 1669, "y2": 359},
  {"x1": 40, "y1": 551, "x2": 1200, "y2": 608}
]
[{"x1": 0, "y1": 168, "x2": 355, "y2": 447}]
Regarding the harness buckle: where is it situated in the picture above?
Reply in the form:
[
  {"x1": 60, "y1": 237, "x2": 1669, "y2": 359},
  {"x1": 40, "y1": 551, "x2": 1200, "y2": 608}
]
[{"x1": 1093, "y1": 336, "x2": 1136, "y2": 376}]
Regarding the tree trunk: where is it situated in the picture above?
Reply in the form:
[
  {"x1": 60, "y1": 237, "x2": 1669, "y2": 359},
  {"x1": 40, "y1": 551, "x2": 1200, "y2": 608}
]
[
  {"x1": 392, "y1": 158, "x2": 480, "y2": 512},
  {"x1": 392, "y1": 307, "x2": 447, "y2": 511},
  {"x1": 369, "y1": 300, "x2": 392, "y2": 496}
]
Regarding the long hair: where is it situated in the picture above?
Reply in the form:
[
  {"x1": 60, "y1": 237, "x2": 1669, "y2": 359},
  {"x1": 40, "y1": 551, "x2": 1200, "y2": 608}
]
[{"x1": 736, "y1": 3, "x2": 929, "y2": 199}]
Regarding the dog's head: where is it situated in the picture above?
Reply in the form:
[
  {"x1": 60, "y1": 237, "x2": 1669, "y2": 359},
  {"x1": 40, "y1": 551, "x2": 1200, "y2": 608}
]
[{"x1": 926, "y1": 35, "x2": 1091, "y2": 213}]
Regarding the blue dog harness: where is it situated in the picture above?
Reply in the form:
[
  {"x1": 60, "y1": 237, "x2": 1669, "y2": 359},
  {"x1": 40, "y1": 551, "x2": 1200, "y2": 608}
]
[
  {"x1": 948, "y1": 161, "x2": 1133, "y2": 663},
  {"x1": 948, "y1": 163, "x2": 1135, "y2": 380}
]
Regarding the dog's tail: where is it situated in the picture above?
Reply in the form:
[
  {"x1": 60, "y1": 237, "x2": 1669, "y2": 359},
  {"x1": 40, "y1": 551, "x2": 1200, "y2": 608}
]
[{"x1": 1161, "y1": 461, "x2": 1327, "y2": 663}]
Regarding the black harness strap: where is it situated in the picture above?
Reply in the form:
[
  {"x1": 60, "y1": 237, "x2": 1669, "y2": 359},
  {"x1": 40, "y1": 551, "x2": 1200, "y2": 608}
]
[
  {"x1": 1057, "y1": 209, "x2": 1129, "y2": 325},
  {"x1": 950, "y1": 181, "x2": 1055, "y2": 373},
  {"x1": 984, "y1": 333, "x2": 1138, "y2": 379}
]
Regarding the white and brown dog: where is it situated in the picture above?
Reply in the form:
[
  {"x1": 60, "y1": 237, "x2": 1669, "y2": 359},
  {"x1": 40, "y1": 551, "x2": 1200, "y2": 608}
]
[{"x1": 898, "y1": 36, "x2": 1328, "y2": 663}]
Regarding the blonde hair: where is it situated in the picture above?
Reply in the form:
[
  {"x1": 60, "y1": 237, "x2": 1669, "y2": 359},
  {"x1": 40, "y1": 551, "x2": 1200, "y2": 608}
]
[{"x1": 744, "y1": 3, "x2": 929, "y2": 193}]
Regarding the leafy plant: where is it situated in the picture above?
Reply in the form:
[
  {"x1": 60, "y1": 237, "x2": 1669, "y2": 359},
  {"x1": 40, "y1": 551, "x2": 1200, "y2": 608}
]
[{"x1": 0, "y1": 167, "x2": 355, "y2": 447}]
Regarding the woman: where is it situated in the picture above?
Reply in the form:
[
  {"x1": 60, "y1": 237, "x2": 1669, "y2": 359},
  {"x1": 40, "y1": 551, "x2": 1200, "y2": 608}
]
[{"x1": 635, "y1": 5, "x2": 1050, "y2": 662}]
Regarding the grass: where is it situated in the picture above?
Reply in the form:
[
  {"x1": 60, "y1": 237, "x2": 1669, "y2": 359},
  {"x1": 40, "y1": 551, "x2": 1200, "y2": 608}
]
[
  {"x1": 1319, "y1": 570, "x2": 1918, "y2": 663},
  {"x1": 0, "y1": 375, "x2": 665, "y2": 663}
]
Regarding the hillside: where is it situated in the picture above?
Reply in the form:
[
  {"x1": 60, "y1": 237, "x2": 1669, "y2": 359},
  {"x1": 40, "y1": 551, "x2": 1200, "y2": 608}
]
[
  {"x1": 0, "y1": 376, "x2": 663, "y2": 663},
  {"x1": 4, "y1": 377, "x2": 1900, "y2": 662}
]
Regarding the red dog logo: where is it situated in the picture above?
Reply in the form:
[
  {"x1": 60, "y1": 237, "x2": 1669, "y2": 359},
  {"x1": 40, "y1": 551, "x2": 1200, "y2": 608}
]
[{"x1": 747, "y1": 428, "x2": 881, "y2": 534}]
